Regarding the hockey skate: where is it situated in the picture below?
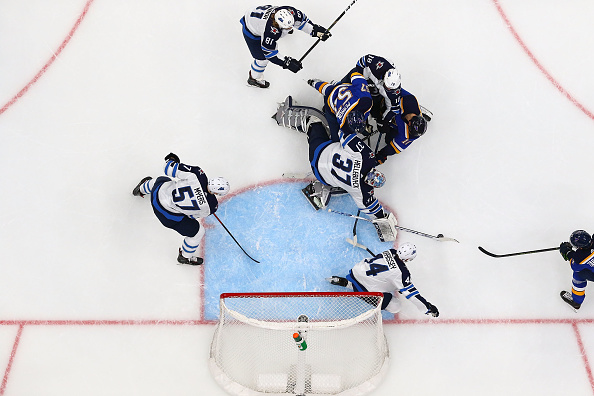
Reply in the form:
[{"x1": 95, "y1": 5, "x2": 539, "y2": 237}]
[
  {"x1": 247, "y1": 71, "x2": 270, "y2": 89},
  {"x1": 560, "y1": 291, "x2": 581, "y2": 311},
  {"x1": 327, "y1": 276, "x2": 349, "y2": 287},
  {"x1": 302, "y1": 181, "x2": 331, "y2": 210},
  {"x1": 132, "y1": 176, "x2": 152, "y2": 198},
  {"x1": 177, "y1": 248, "x2": 203, "y2": 266}
]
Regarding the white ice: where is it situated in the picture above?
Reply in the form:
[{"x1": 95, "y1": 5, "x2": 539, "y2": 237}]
[{"x1": 1, "y1": 0, "x2": 593, "y2": 395}]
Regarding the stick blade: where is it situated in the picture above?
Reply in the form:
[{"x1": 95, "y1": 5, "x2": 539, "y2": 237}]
[{"x1": 436, "y1": 236, "x2": 459, "y2": 243}]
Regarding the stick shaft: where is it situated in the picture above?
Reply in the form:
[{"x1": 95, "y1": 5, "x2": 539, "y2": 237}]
[
  {"x1": 478, "y1": 246, "x2": 559, "y2": 258},
  {"x1": 213, "y1": 214, "x2": 260, "y2": 263},
  {"x1": 298, "y1": 0, "x2": 359, "y2": 62}
]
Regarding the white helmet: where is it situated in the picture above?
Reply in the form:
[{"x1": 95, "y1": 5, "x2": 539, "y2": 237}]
[
  {"x1": 383, "y1": 68, "x2": 401, "y2": 91},
  {"x1": 397, "y1": 242, "x2": 417, "y2": 262},
  {"x1": 274, "y1": 9, "x2": 295, "y2": 30},
  {"x1": 208, "y1": 177, "x2": 230, "y2": 196}
]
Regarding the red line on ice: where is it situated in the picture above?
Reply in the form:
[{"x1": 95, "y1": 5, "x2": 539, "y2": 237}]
[
  {"x1": 0, "y1": 0, "x2": 95, "y2": 117},
  {"x1": 572, "y1": 323, "x2": 594, "y2": 394},
  {"x1": 491, "y1": 0, "x2": 594, "y2": 120},
  {"x1": 0, "y1": 324, "x2": 24, "y2": 396}
]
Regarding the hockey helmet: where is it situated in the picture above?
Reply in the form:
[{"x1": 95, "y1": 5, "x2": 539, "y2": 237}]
[
  {"x1": 207, "y1": 177, "x2": 230, "y2": 197},
  {"x1": 408, "y1": 115, "x2": 427, "y2": 139},
  {"x1": 274, "y1": 9, "x2": 295, "y2": 30},
  {"x1": 397, "y1": 242, "x2": 417, "y2": 262},
  {"x1": 364, "y1": 168, "x2": 386, "y2": 188},
  {"x1": 383, "y1": 68, "x2": 401, "y2": 92},
  {"x1": 570, "y1": 230, "x2": 592, "y2": 248},
  {"x1": 345, "y1": 110, "x2": 366, "y2": 135}
]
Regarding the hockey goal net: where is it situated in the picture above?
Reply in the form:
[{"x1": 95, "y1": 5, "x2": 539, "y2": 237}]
[{"x1": 209, "y1": 292, "x2": 389, "y2": 396}]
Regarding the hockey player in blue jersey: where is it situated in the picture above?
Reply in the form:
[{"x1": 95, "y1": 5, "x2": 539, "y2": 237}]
[
  {"x1": 341, "y1": 54, "x2": 403, "y2": 124},
  {"x1": 327, "y1": 244, "x2": 439, "y2": 317},
  {"x1": 559, "y1": 230, "x2": 594, "y2": 310},
  {"x1": 241, "y1": 5, "x2": 331, "y2": 88},
  {"x1": 307, "y1": 71, "x2": 373, "y2": 141},
  {"x1": 132, "y1": 153, "x2": 230, "y2": 265},
  {"x1": 374, "y1": 94, "x2": 428, "y2": 164}
]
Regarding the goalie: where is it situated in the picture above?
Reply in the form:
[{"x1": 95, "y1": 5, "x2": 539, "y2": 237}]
[{"x1": 272, "y1": 96, "x2": 398, "y2": 242}]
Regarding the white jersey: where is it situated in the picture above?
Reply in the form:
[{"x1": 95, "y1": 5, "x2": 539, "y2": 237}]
[
  {"x1": 154, "y1": 161, "x2": 218, "y2": 220},
  {"x1": 312, "y1": 134, "x2": 385, "y2": 219},
  {"x1": 350, "y1": 249, "x2": 432, "y2": 313}
]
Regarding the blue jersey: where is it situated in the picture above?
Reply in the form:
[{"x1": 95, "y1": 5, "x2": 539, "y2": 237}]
[
  {"x1": 311, "y1": 72, "x2": 373, "y2": 137},
  {"x1": 375, "y1": 89, "x2": 422, "y2": 163},
  {"x1": 242, "y1": 5, "x2": 313, "y2": 66},
  {"x1": 567, "y1": 246, "x2": 594, "y2": 304}
]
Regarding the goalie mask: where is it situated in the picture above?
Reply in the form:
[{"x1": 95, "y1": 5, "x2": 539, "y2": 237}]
[
  {"x1": 364, "y1": 169, "x2": 386, "y2": 188},
  {"x1": 397, "y1": 242, "x2": 417, "y2": 262},
  {"x1": 208, "y1": 177, "x2": 230, "y2": 197},
  {"x1": 274, "y1": 9, "x2": 295, "y2": 30}
]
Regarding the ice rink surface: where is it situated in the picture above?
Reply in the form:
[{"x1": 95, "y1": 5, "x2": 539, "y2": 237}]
[{"x1": 1, "y1": 0, "x2": 594, "y2": 395}]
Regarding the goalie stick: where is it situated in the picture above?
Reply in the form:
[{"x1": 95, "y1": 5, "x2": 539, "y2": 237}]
[
  {"x1": 327, "y1": 209, "x2": 459, "y2": 242},
  {"x1": 213, "y1": 214, "x2": 260, "y2": 263},
  {"x1": 478, "y1": 246, "x2": 559, "y2": 258},
  {"x1": 346, "y1": 210, "x2": 376, "y2": 256}
]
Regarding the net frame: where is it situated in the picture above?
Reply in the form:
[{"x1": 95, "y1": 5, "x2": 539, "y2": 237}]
[{"x1": 209, "y1": 292, "x2": 389, "y2": 396}]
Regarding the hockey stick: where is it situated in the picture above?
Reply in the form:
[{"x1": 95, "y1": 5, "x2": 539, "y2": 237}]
[
  {"x1": 345, "y1": 210, "x2": 376, "y2": 256},
  {"x1": 213, "y1": 214, "x2": 260, "y2": 263},
  {"x1": 282, "y1": 171, "x2": 314, "y2": 179},
  {"x1": 478, "y1": 246, "x2": 558, "y2": 258},
  {"x1": 327, "y1": 209, "x2": 459, "y2": 242},
  {"x1": 298, "y1": 0, "x2": 360, "y2": 63}
]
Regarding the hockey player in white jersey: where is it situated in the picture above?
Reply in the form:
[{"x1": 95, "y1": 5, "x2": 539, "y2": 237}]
[
  {"x1": 272, "y1": 96, "x2": 398, "y2": 242},
  {"x1": 132, "y1": 153, "x2": 229, "y2": 265},
  {"x1": 240, "y1": 5, "x2": 331, "y2": 88},
  {"x1": 328, "y1": 244, "x2": 439, "y2": 317}
]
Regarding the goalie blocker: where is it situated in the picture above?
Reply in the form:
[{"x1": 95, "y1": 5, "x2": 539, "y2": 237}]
[{"x1": 372, "y1": 212, "x2": 398, "y2": 242}]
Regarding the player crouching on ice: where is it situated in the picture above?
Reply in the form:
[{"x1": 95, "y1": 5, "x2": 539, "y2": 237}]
[
  {"x1": 272, "y1": 96, "x2": 398, "y2": 242},
  {"x1": 132, "y1": 153, "x2": 230, "y2": 265},
  {"x1": 328, "y1": 244, "x2": 439, "y2": 317},
  {"x1": 559, "y1": 230, "x2": 594, "y2": 311}
]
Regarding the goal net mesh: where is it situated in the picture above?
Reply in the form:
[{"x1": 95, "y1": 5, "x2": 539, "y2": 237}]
[{"x1": 209, "y1": 292, "x2": 389, "y2": 396}]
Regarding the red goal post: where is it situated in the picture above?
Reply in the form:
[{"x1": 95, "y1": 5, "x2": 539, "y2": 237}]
[{"x1": 209, "y1": 292, "x2": 389, "y2": 396}]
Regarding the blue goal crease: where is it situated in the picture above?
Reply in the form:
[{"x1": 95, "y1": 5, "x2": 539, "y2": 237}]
[{"x1": 202, "y1": 182, "x2": 395, "y2": 320}]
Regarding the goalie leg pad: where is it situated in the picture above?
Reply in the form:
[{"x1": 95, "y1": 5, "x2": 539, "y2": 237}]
[
  {"x1": 272, "y1": 96, "x2": 330, "y2": 132},
  {"x1": 372, "y1": 212, "x2": 398, "y2": 242}
]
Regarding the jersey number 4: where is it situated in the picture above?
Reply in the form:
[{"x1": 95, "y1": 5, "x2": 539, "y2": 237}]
[{"x1": 366, "y1": 263, "x2": 389, "y2": 277}]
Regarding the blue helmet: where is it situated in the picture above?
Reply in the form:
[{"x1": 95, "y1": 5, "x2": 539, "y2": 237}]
[
  {"x1": 570, "y1": 230, "x2": 592, "y2": 248},
  {"x1": 346, "y1": 110, "x2": 366, "y2": 135}
]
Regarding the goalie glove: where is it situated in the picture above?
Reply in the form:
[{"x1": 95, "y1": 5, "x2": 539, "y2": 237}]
[
  {"x1": 311, "y1": 24, "x2": 331, "y2": 41},
  {"x1": 372, "y1": 212, "x2": 397, "y2": 242}
]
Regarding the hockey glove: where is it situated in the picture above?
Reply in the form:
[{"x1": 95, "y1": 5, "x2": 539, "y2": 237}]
[
  {"x1": 283, "y1": 56, "x2": 303, "y2": 73},
  {"x1": 164, "y1": 152, "x2": 180, "y2": 163},
  {"x1": 559, "y1": 242, "x2": 573, "y2": 261},
  {"x1": 311, "y1": 24, "x2": 331, "y2": 41},
  {"x1": 426, "y1": 303, "x2": 439, "y2": 317}
]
